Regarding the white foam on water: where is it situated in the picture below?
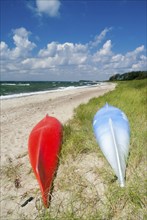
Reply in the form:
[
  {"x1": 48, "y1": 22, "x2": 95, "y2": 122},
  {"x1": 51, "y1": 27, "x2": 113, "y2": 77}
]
[{"x1": 0, "y1": 83, "x2": 101, "y2": 100}]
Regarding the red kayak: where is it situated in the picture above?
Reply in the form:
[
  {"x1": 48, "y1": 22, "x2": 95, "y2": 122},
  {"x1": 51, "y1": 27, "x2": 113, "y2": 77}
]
[{"x1": 28, "y1": 115, "x2": 62, "y2": 207}]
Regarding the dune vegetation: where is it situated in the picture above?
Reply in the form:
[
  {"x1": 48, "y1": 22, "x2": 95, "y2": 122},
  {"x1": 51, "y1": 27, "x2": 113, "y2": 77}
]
[{"x1": 38, "y1": 79, "x2": 146, "y2": 220}]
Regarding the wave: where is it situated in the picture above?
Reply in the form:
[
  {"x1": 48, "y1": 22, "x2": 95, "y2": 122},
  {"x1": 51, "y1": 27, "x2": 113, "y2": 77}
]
[
  {"x1": 0, "y1": 83, "x2": 101, "y2": 100},
  {"x1": 1, "y1": 83, "x2": 17, "y2": 86},
  {"x1": 0, "y1": 90, "x2": 51, "y2": 100},
  {"x1": 1, "y1": 83, "x2": 30, "y2": 86}
]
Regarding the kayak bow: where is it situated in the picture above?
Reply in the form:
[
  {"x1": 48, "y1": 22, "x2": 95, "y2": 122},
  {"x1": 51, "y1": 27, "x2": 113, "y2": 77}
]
[
  {"x1": 28, "y1": 115, "x2": 62, "y2": 207},
  {"x1": 93, "y1": 103, "x2": 130, "y2": 187}
]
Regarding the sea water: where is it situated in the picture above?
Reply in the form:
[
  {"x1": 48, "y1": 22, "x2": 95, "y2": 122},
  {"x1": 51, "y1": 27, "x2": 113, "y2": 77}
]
[{"x1": 0, "y1": 81, "x2": 101, "y2": 100}]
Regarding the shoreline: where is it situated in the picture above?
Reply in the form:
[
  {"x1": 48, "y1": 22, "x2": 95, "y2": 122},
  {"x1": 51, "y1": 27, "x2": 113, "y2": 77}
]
[
  {"x1": 0, "y1": 82, "x2": 116, "y2": 219},
  {"x1": 0, "y1": 82, "x2": 105, "y2": 100}
]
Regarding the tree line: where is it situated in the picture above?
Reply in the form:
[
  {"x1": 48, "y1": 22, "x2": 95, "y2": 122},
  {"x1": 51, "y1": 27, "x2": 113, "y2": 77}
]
[{"x1": 109, "y1": 71, "x2": 147, "y2": 81}]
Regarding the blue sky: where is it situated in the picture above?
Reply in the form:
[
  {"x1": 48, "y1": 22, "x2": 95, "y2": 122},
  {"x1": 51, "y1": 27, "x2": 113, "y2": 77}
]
[{"x1": 0, "y1": 0, "x2": 147, "y2": 81}]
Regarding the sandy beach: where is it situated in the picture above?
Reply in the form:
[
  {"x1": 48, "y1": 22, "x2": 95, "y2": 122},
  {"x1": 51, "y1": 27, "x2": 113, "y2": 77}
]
[{"x1": 0, "y1": 83, "x2": 115, "y2": 219}]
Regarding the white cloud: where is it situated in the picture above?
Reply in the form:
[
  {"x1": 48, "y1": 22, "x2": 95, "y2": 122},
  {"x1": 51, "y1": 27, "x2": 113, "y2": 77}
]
[
  {"x1": 36, "y1": 0, "x2": 61, "y2": 17},
  {"x1": 0, "y1": 27, "x2": 36, "y2": 60},
  {"x1": 92, "y1": 40, "x2": 113, "y2": 64},
  {"x1": 99, "y1": 46, "x2": 146, "y2": 73},
  {"x1": 38, "y1": 42, "x2": 58, "y2": 57},
  {"x1": 99, "y1": 40, "x2": 112, "y2": 55},
  {"x1": 111, "y1": 54, "x2": 124, "y2": 62},
  {"x1": 0, "y1": 27, "x2": 146, "y2": 81},
  {"x1": 89, "y1": 27, "x2": 112, "y2": 48},
  {"x1": 12, "y1": 29, "x2": 36, "y2": 58},
  {"x1": 126, "y1": 45, "x2": 144, "y2": 56},
  {"x1": 38, "y1": 42, "x2": 87, "y2": 65},
  {"x1": 131, "y1": 55, "x2": 147, "y2": 71},
  {"x1": 0, "y1": 41, "x2": 10, "y2": 58},
  {"x1": 22, "y1": 42, "x2": 88, "y2": 70}
]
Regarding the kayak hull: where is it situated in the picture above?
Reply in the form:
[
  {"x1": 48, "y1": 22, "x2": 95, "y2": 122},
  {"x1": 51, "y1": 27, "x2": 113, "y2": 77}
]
[
  {"x1": 93, "y1": 103, "x2": 130, "y2": 187},
  {"x1": 28, "y1": 115, "x2": 62, "y2": 207}
]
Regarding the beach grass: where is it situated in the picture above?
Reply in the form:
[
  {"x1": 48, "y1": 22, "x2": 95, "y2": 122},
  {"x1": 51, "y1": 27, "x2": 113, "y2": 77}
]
[{"x1": 38, "y1": 79, "x2": 146, "y2": 219}]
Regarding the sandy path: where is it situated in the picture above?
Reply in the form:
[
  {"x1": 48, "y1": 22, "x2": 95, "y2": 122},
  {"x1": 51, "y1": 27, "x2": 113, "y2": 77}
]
[{"x1": 0, "y1": 83, "x2": 115, "y2": 219}]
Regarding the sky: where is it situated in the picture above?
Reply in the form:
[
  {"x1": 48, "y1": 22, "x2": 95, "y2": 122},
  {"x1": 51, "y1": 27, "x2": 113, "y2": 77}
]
[{"x1": 0, "y1": 0, "x2": 147, "y2": 81}]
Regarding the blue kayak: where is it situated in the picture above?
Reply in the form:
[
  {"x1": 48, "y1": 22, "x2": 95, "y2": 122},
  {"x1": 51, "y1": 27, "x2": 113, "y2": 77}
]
[{"x1": 93, "y1": 103, "x2": 130, "y2": 187}]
